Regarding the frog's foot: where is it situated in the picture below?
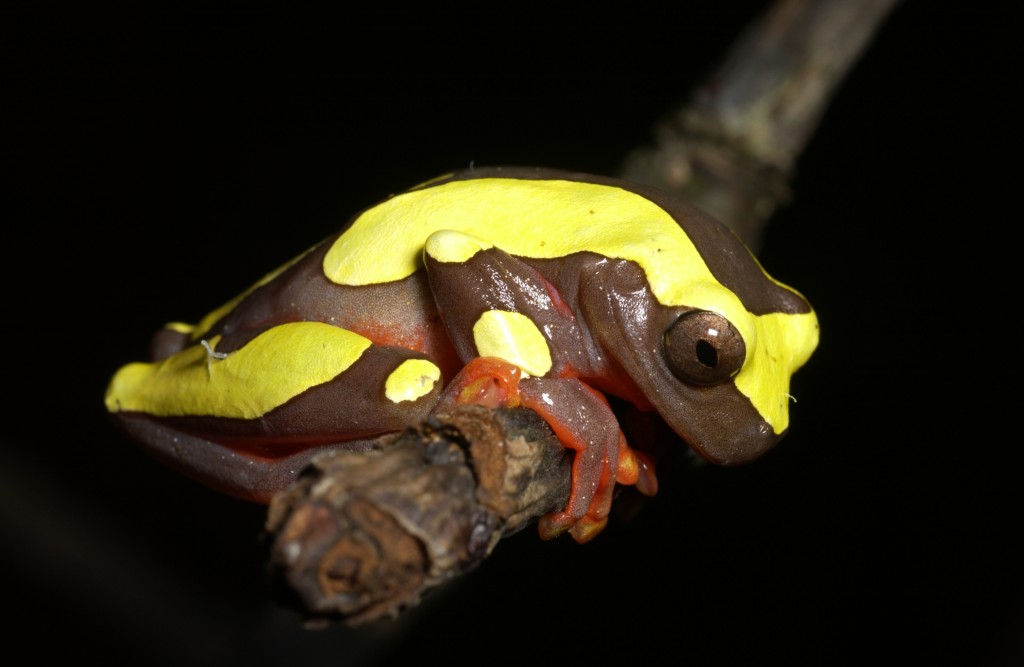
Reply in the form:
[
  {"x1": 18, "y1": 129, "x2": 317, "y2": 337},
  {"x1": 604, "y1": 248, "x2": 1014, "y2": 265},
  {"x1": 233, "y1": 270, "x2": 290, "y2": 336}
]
[
  {"x1": 435, "y1": 356, "x2": 524, "y2": 412},
  {"x1": 616, "y1": 437, "x2": 659, "y2": 497},
  {"x1": 538, "y1": 432, "x2": 660, "y2": 542},
  {"x1": 520, "y1": 378, "x2": 656, "y2": 543},
  {"x1": 536, "y1": 447, "x2": 617, "y2": 543},
  {"x1": 539, "y1": 512, "x2": 608, "y2": 543}
]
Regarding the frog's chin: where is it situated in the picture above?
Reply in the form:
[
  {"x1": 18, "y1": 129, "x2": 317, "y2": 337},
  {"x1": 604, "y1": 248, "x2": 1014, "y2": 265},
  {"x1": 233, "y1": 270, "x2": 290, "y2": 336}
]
[
  {"x1": 680, "y1": 414, "x2": 785, "y2": 466},
  {"x1": 640, "y1": 377, "x2": 785, "y2": 466}
]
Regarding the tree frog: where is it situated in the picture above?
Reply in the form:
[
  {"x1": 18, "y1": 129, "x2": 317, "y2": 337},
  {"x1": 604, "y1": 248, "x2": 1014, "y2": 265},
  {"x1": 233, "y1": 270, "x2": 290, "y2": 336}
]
[{"x1": 105, "y1": 166, "x2": 819, "y2": 543}]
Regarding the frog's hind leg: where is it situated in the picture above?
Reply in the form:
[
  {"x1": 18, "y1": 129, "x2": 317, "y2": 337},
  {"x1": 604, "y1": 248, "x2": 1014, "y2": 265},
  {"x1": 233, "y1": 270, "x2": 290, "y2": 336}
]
[{"x1": 111, "y1": 413, "x2": 381, "y2": 504}]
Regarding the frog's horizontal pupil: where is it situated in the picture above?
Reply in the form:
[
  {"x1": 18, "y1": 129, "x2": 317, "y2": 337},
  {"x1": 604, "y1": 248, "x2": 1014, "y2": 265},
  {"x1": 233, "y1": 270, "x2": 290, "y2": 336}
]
[{"x1": 696, "y1": 340, "x2": 718, "y2": 368}]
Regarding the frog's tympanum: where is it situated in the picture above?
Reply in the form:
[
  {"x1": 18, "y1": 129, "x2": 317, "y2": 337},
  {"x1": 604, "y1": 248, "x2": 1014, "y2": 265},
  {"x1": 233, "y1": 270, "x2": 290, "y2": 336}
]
[{"x1": 106, "y1": 166, "x2": 819, "y2": 542}]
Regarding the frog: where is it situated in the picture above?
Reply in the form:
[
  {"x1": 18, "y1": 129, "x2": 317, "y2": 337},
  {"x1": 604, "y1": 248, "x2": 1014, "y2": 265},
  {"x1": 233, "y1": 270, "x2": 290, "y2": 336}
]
[{"x1": 104, "y1": 165, "x2": 819, "y2": 543}]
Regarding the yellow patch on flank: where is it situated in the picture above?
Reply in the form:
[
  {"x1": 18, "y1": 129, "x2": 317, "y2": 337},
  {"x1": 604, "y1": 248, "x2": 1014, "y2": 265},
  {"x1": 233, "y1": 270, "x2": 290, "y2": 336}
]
[
  {"x1": 472, "y1": 310, "x2": 552, "y2": 377},
  {"x1": 734, "y1": 310, "x2": 820, "y2": 433},
  {"x1": 385, "y1": 358, "x2": 441, "y2": 403},
  {"x1": 104, "y1": 322, "x2": 372, "y2": 419}
]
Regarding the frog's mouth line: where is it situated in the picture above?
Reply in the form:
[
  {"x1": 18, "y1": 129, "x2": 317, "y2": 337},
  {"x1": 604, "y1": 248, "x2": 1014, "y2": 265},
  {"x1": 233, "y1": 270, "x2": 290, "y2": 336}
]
[{"x1": 625, "y1": 357, "x2": 784, "y2": 466}]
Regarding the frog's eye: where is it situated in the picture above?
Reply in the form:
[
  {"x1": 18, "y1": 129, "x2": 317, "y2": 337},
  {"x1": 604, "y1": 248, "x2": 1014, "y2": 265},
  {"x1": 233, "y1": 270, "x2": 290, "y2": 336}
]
[{"x1": 663, "y1": 311, "x2": 746, "y2": 386}]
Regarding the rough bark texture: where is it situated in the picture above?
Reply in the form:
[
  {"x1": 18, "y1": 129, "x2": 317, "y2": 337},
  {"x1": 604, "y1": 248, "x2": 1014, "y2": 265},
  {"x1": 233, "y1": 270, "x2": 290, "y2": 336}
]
[
  {"x1": 264, "y1": 0, "x2": 900, "y2": 625},
  {"x1": 265, "y1": 405, "x2": 571, "y2": 625}
]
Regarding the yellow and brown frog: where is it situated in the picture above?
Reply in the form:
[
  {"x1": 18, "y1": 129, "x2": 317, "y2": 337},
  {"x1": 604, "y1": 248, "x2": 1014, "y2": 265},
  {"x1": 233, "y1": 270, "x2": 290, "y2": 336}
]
[{"x1": 105, "y1": 166, "x2": 819, "y2": 543}]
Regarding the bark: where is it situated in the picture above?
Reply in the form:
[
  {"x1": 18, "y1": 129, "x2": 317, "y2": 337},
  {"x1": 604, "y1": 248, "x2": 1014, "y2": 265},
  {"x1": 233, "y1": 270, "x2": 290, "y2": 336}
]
[
  {"x1": 265, "y1": 405, "x2": 572, "y2": 625},
  {"x1": 620, "y1": 0, "x2": 901, "y2": 252}
]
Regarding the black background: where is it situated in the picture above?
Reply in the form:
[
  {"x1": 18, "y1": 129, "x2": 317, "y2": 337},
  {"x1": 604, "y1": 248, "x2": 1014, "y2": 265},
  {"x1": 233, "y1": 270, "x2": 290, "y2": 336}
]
[{"x1": 2, "y1": 3, "x2": 1018, "y2": 665}]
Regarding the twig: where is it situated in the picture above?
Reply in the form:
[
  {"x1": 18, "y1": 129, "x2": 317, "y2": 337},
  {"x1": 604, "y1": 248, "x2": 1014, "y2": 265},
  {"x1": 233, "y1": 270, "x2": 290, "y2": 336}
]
[
  {"x1": 620, "y1": 0, "x2": 901, "y2": 251},
  {"x1": 265, "y1": 405, "x2": 571, "y2": 626}
]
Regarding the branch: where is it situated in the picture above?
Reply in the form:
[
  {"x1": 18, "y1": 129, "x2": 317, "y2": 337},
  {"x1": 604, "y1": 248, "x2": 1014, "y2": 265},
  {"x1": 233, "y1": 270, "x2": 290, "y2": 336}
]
[
  {"x1": 619, "y1": 0, "x2": 901, "y2": 251},
  {"x1": 265, "y1": 405, "x2": 571, "y2": 626}
]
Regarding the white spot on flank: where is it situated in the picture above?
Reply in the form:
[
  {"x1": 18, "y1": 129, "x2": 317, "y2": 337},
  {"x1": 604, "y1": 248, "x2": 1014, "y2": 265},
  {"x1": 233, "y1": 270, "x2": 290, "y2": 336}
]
[{"x1": 540, "y1": 393, "x2": 554, "y2": 406}]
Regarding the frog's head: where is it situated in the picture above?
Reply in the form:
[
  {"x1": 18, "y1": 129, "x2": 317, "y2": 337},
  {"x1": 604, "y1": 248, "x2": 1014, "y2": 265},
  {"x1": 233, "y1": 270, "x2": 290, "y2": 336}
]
[{"x1": 581, "y1": 196, "x2": 819, "y2": 465}]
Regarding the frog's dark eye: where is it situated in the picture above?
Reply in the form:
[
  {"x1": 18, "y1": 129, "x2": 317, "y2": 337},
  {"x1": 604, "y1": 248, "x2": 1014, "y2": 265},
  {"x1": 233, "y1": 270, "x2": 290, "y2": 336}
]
[{"x1": 663, "y1": 311, "x2": 746, "y2": 386}]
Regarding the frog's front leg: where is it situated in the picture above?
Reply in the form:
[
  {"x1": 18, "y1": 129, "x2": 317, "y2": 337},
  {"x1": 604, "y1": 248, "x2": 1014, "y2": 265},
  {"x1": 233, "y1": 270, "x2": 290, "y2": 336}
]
[
  {"x1": 425, "y1": 230, "x2": 656, "y2": 542},
  {"x1": 437, "y1": 358, "x2": 654, "y2": 542},
  {"x1": 519, "y1": 376, "x2": 643, "y2": 542}
]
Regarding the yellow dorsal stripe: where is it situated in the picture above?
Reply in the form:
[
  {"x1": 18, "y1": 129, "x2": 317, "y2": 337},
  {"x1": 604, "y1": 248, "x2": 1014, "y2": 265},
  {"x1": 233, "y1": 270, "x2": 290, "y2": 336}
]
[
  {"x1": 326, "y1": 179, "x2": 740, "y2": 299},
  {"x1": 324, "y1": 177, "x2": 754, "y2": 360}
]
